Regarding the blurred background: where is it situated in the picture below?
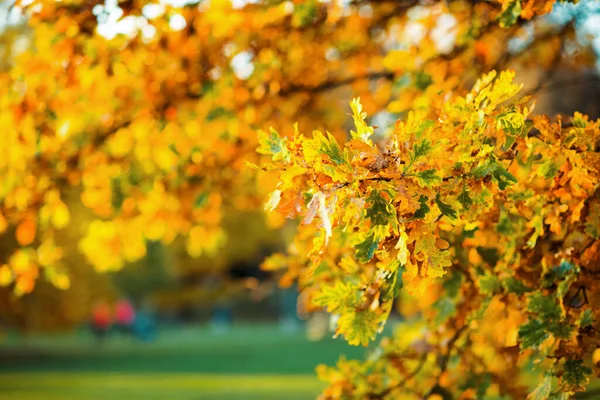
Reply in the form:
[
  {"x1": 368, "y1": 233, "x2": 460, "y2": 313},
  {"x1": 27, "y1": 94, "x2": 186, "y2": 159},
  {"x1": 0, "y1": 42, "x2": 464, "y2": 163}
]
[{"x1": 1, "y1": 0, "x2": 600, "y2": 399}]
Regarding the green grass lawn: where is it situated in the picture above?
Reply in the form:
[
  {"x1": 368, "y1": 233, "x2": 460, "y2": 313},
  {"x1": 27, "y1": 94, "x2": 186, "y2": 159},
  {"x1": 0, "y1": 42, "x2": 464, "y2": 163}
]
[
  {"x1": 0, "y1": 373, "x2": 323, "y2": 400},
  {"x1": 0, "y1": 324, "x2": 371, "y2": 399},
  {"x1": 1, "y1": 324, "x2": 598, "y2": 399}
]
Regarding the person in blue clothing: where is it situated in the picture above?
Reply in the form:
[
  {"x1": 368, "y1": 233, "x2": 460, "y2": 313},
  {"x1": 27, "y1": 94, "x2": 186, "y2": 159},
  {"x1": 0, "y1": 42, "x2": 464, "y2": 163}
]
[{"x1": 132, "y1": 302, "x2": 156, "y2": 342}]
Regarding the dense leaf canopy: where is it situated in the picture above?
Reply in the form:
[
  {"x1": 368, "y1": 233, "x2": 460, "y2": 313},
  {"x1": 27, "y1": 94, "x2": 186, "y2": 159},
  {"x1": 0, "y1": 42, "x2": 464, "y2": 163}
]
[{"x1": 1, "y1": 0, "x2": 600, "y2": 398}]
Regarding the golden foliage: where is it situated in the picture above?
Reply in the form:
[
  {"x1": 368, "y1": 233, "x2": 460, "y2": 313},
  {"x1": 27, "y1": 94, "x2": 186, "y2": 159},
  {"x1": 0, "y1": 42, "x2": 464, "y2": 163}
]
[{"x1": 1, "y1": 0, "x2": 598, "y2": 397}]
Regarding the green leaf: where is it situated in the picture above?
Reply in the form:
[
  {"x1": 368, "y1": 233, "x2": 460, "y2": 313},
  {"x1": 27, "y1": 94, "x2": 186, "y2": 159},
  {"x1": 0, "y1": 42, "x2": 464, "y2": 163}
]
[
  {"x1": 496, "y1": 210, "x2": 515, "y2": 235},
  {"x1": 410, "y1": 139, "x2": 432, "y2": 161},
  {"x1": 497, "y1": 110, "x2": 524, "y2": 135},
  {"x1": 292, "y1": 0, "x2": 317, "y2": 27},
  {"x1": 194, "y1": 192, "x2": 209, "y2": 208},
  {"x1": 522, "y1": 120, "x2": 535, "y2": 137},
  {"x1": 435, "y1": 193, "x2": 457, "y2": 220},
  {"x1": 498, "y1": 0, "x2": 522, "y2": 28},
  {"x1": 493, "y1": 166, "x2": 518, "y2": 190},
  {"x1": 414, "y1": 72, "x2": 433, "y2": 90},
  {"x1": 478, "y1": 374, "x2": 493, "y2": 399},
  {"x1": 415, "y1": 169, "x2": 441, "y2": 187},
  {"x1": 562, "y1": 359, "x2": 592, "y2": 390},
  {"x1": 579, "y1": 309, "x2": 594, "y2": 328},
  {"x1": 478, "y1": 272, "x2": 501, "y2": 295},
  {"x1": 355, "y1": 233, "x2": 379, "y2": 263},
  {"x1": 471, "y1": 159, "x2": 496, "y2": 178},
  {"x1": 459, "y1": 372, "x2": 492, "y2": 399},
  {"x1": 313, "y1": 281, "x2": 359, "y2": 312},
  {"x1": 476, "y1": 246, "x2": 499, "y2": 266},
  {"x1": 502, "y1": 277, "x2": 532, "y2": 295},
  {"x1": 547, "y1": 321, "x2": 572, "y2": 339},
  {"x1": 463, "y1": 226, "x2": 478, "y2": 238},
  {"x1": 519, "y1": 319, "x2": 549, "y2": 349},
  {"x1": 526, "y1": 292, "x2": 572, "y2": 339},
  {"x1": 537, "y1": 160, "x2": 559, "y2": 179},
  {"x1": 257, "y1": 128, "x2": 290, "y2": 162},
  {"x1": 528, "y1": 375, "x2": 552, "y2": 400},
  {"x1": 366, "y1": 191, "x2": 394, "y2": 226},
  {"x1": 457, "y1": 188, "x2": 473, "y2": 210},
  {"x1": 527, "y1": 292, "x2": 562, "y2": 321},
  {"x1": 206, "y1": 106, "x2": 233, "y2": 121},
  {"x1": 443, "y1": 271, "x2": 463, "y2": 298},
  {"x1": 320, "y1": 132, "x2": 346, "y2": 166},
  {"x1": 412, "y1": 195, "x2": 430, "y2": 219},
  {"x1": 337, "y1": 310, "x2": 380, "y2": 347},
  {"x1": 382, "y1": 263, "x2": 405, "y2": 302}
]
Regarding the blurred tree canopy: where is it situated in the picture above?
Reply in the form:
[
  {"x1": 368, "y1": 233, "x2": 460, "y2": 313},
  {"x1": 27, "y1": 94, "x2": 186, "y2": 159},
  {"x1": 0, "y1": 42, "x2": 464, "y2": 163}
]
[{"x1": 1, "y1": 0, "x2": 600, "y2": 398}]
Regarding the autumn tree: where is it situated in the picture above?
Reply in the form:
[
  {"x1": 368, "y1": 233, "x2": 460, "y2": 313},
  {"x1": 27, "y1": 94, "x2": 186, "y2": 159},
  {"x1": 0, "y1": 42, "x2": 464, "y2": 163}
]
[
  {"x1": 1, "y1": 0, "x2": 600, "y2": 398},
  {"x1": 258, "y1": 2, "x2": 600, "y2": 399}
]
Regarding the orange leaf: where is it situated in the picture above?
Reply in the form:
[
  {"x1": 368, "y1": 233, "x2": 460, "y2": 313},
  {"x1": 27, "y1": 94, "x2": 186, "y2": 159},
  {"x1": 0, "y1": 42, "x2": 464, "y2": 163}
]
[
  {"x1": 16, "y1": 218, "x2": 37, "y2": 246},
  {"x1": 0, "y1": 212, "x2": 7, "y2": 234}
]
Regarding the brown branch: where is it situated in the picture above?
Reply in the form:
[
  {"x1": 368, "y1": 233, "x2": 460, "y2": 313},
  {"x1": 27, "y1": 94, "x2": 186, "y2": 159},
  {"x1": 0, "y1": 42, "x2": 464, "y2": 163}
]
[
  {"x1": 280, "y1": 2, "x2": 502, "y2": 96},
  {"x1": 424, "y1": 324, "x2": 469, "y2": 398},
  {"x1": 523, "y1": 75, "x2": 600, "y2": 97},
  {"x1": 367, "y1": 352, "x2": 428, "y2": 399},
  {"x1": 490, "y1": 18, "x2": 574, "y2": 76},
  {"x1": 280, "y1": 71, "x2": 394, "y2": 96},
  {"x1": 523, "y1": 33, "x2": 567, "y2": 97},
  {"x1": 455, "y1": 263, "x2": 476, "y2": 286}
]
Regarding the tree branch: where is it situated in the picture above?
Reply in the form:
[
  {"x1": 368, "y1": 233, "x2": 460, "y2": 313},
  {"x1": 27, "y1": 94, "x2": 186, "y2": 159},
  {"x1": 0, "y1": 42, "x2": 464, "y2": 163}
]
[
  {"x1": 367, "y1": 352, "x2": 428, "y2": 399},
  {"x1": 523, "y1": 75, "x2": 600, "y2": 97},
  {"x1": 424, "y1": 324, "x2": 469, "y2": 398},
  {"x1": 281, "y1": 71, "x2": 394, "y2": 95}
]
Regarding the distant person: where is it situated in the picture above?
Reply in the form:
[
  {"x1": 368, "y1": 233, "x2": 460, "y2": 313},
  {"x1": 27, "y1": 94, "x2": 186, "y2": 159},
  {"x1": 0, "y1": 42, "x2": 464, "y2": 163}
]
[
  {"x1": 279, "y1": 285, "x2": 301, "y2": 333},
  {"x1": 211, "y1": 299, "x2": 233, "y2": 334},
  {"x1": 132, "y1": 305, "x2": 156, "y2": 342},
  {"x1": 115, "y1": 299, "x2": 136, "y2": 336},
  {"x1": 91, "y1": 301, "x2": 112, "y2": 340}
]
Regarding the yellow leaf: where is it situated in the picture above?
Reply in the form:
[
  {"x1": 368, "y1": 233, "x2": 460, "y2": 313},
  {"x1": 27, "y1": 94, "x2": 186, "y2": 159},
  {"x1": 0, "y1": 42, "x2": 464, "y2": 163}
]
[
  {"x1": 52, "y1": 202, "x2": 70, "y2": 229},
  {"x1": 37, "y1": 238, "x2": 63, "y2": 267},
  {"x1": 382, "y1": 50, "x2": 415, "y2": 72},
  {"x1": 265, "y1": 190, "x2": 282, "y2": 211},
  {"x1": 395, "y1": 229, "x2": 409, "y2": 265},
  {"x1": 0, "y1": 265, "x2": 13, "y2": 286},
  {"x1": 10, "y1": 250, "x2": 33, "y2": 274},
  {"x1": 53, "y1": 274, "x2": 71, "y2": 290},
  {"x1": 280, "y1": 165, "x2": 307, "y2": 190},
  {"x1": 107, "y1": 128, "x2": 134, "y2": 157},
  {"x1": 144, "y1": 218, "x2": 166, "y2": 241}
]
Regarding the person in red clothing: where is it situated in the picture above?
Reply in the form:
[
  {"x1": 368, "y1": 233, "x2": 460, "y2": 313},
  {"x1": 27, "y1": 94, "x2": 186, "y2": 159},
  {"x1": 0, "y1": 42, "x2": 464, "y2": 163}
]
[
  {"x1": 115, "y1": 299, "x2": 136, "y2": 336},
  {"x1": 91, "y1": 301, "x2": 112, "y2": 340}
]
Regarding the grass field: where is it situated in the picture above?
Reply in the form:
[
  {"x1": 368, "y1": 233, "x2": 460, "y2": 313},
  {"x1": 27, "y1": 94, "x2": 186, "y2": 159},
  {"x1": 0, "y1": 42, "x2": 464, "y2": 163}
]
[
  {"x1": 0, "y1": 373, "x2": 324, "y2": 400},
  {"x1": 0, "y1": 324, "x2": 370, "y2": 399},
  {"x1": 1, "y1": 324, "x2": 599, "y2": 399}
]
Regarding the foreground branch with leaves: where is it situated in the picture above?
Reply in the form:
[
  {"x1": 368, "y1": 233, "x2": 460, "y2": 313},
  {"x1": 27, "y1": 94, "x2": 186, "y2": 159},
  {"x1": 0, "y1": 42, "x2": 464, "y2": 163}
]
[
  {"x1": 260, "y1": 70, "x2": 600, "y2": 398},
  {"x1": 1, "y1": 0, "x2": 599, "y2": 397}
]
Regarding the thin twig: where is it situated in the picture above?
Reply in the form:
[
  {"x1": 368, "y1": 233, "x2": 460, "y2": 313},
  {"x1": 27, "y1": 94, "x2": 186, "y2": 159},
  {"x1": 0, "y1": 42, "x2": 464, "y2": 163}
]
[
  {"x1": 280, "y1": 71, "x2": 394, "y2": 95},
  {"x1": 367, "y1": 352, "x2": 428, "y2": 399},
  {"x1": 424, "y1": 324, "x2": 469, "y2": 397}
]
